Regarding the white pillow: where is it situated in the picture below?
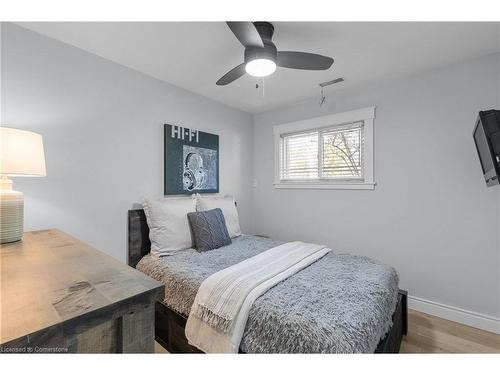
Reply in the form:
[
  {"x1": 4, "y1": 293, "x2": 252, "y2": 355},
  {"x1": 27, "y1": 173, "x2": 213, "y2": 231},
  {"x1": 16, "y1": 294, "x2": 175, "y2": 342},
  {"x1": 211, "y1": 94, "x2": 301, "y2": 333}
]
[
  {"x1": 196, "y1": 194, "x2": 242, "y2": 238},
  {"x1": 143, "y1": 196, "x2": 196, "y2": 257}
]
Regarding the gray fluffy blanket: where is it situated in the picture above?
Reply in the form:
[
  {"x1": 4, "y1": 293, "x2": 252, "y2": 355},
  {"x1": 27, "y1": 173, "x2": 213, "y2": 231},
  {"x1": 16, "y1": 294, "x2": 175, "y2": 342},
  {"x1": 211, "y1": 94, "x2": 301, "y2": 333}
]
[{"x1": 137, "y1": 235, "x2": 399, "y2": 353}]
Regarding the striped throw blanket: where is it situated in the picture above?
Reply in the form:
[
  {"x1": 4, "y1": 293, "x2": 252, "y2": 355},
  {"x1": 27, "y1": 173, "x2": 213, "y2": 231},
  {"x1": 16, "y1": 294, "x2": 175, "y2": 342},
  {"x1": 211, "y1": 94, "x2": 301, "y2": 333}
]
[{"x1": 185, "y1": 241, "x2": 331, "y2": 353}]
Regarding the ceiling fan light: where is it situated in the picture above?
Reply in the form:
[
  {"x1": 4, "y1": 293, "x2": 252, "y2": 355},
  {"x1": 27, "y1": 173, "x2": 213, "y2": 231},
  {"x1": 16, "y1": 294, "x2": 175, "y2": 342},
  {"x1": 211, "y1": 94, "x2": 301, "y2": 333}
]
[{"x1": 245, "y1": 58, "x2": 276, "y2": 77}]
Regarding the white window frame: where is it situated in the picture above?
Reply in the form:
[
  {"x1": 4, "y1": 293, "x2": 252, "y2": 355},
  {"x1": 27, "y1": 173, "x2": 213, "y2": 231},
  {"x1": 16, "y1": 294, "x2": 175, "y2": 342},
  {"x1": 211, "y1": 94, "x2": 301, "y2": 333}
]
[{"x1": 273, "y1": 106, "x2": 376, "y2": 190}]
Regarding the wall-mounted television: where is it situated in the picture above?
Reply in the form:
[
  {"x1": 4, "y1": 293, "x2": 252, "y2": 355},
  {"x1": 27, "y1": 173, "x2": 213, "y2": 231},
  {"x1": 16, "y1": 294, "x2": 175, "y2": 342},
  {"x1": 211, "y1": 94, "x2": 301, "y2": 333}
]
[{"x1": 473, "y1": 110, "x2": 500, "y2": 187}]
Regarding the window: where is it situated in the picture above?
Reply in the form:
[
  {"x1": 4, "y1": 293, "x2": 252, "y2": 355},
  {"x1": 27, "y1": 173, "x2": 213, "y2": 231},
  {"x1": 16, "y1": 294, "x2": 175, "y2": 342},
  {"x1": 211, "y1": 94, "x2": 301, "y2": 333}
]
[
  {"x1": 280, "y1": 122, "x2": 364, "y2": 181},
  {"x1": 274, "y1": 107, "x2": 375, "y2": 190}
]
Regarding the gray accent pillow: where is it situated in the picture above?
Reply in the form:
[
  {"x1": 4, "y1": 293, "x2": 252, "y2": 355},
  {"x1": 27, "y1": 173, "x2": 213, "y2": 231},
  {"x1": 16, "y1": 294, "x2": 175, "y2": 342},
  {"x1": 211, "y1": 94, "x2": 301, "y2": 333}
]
[{"x1": 187, "y1": 208, "x2": 232, "y2": 252}]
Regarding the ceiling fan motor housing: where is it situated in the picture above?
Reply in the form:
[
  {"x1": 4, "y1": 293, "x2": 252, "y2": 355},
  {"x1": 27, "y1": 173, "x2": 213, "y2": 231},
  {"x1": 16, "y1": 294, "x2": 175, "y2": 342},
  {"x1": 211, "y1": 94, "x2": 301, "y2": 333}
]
[
  {"x1": 244, "y1": 42, "x2": 277, "y2": 64},
  {"x1": 244, "y1": 22, "x2": 277, "y2": 64}
]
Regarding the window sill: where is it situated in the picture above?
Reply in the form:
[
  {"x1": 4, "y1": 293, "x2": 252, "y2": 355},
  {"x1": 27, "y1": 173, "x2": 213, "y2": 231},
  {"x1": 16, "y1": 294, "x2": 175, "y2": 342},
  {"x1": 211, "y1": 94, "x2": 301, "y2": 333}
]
[{"x1": 273, "y1": 182, "x2": 376, "y2": 190}]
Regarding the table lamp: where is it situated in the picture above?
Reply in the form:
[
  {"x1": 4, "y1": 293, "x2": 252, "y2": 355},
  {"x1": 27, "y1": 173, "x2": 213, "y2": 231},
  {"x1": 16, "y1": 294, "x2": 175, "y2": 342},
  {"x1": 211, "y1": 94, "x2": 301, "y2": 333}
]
[{"x1": 0, "y1": 127, "x2": 46, "y2": 243}]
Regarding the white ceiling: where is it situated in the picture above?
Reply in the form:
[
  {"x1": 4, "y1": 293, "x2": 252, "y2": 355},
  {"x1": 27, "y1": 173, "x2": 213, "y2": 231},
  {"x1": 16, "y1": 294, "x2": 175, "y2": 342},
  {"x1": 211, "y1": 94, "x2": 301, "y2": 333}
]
[{"x1": 17, "y1": 22, "x2": 500, "y2": 114}]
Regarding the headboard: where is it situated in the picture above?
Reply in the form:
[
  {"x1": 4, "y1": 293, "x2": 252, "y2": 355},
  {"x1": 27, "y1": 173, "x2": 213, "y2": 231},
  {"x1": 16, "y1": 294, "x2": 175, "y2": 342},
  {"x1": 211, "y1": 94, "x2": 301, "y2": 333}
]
[
  {"x1": 127, "y1": 201, "x2": 237, "y2": 268},
  {"x1": 128, "y1": 209, "x2": 151, "y2": 268}
]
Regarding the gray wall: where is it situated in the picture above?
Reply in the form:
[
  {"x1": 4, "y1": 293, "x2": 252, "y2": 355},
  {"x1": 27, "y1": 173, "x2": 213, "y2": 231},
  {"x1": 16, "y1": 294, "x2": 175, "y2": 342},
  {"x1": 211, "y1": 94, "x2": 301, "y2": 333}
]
[
  {"x1": 1, "y1": 23, "x2": 254, "y2": 262},
  {"x1": 253, "y1": 53, "x2": 500, "y2": 319}
]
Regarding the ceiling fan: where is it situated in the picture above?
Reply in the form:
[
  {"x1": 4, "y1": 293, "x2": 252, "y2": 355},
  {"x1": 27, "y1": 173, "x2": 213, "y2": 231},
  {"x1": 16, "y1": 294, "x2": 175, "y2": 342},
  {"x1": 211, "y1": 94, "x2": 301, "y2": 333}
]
[{"x1": 216, "y1": 22, "x2": 334, "y2": 86}]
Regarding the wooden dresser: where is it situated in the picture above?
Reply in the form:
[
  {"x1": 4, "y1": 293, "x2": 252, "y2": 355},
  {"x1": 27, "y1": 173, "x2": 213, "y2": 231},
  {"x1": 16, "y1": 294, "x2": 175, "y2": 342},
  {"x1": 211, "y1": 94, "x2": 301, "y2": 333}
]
[{"x1": 0, "y1": 229, "x2": 164, "y2": 353}]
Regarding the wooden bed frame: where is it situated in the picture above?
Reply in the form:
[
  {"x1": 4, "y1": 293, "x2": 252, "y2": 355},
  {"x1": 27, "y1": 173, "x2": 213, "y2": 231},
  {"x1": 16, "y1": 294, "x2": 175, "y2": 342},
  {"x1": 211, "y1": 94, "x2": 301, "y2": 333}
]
[{"x1": 128, "y1": 209, "x2": 408, "y2": 353}]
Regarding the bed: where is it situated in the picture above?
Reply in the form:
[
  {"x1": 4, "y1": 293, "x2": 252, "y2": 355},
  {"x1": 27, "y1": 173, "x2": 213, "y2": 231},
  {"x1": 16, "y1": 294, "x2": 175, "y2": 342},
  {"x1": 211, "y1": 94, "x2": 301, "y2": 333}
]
[{"x1": 128, "y1": 209, "x2": 408, "y2": 353}]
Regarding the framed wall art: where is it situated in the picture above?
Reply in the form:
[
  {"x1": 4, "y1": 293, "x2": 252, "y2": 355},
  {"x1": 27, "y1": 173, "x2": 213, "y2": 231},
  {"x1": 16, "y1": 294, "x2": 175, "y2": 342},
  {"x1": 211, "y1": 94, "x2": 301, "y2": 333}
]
[{"x1": 164, "y1": 124, "x2": 219, "y2": 195}]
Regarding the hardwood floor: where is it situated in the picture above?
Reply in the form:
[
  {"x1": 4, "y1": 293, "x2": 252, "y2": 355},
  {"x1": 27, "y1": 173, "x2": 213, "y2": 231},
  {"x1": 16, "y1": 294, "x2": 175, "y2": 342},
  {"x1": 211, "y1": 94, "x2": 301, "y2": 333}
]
[
  {"x1": 155, "y1": 341, "x2": 168, "y2": 353},
  {"x1": 154, "y1": 309, "x2": 500, "y2": 354},
  {"x1": 400, "y1": 309, "x2": 500, "y2": 353}
]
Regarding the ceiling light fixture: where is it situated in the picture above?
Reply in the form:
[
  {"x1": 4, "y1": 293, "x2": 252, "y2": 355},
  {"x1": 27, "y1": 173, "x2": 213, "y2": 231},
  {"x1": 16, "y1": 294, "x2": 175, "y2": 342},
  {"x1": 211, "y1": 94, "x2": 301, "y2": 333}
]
[
  {"x1": 245, "y1": 58, "x2": 276, "y2": 77},
  {"x1": 244, "y1": 41, "x2": 278, "y2": 78}
]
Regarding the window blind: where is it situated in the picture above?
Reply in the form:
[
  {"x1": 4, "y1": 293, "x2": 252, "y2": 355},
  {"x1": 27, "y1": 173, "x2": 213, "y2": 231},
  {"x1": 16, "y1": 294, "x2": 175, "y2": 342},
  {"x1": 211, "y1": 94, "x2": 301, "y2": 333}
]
[{"x1": 280, "y1": 121, "x2": 364, "y2": 181}]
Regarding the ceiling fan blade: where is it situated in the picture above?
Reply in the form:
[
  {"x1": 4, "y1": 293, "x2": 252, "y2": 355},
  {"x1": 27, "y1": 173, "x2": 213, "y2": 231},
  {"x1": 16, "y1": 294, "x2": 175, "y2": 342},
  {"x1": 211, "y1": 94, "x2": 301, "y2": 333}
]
[
  {"x1": 216, "y1": 63, "x2": 246, "y2": 86},
  {"x1": 277, "y1": 51, "x2": 334, "y2": 70},
  {"x1": 226, "y1": 22, "x2": 264, "y2": 48}
]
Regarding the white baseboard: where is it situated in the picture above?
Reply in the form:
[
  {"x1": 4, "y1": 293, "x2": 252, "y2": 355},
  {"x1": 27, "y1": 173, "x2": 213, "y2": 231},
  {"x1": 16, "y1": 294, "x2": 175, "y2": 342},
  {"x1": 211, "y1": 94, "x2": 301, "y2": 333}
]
[{"x1": 408, "y1": 295, "x2": 500, "y2": 334}]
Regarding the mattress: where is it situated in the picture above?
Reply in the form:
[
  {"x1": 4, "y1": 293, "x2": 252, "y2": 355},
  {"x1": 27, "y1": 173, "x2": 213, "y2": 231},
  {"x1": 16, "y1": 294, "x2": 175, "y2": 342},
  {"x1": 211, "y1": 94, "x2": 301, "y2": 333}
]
[{"x1": 137, "y1": 235, "x2": 399, "y2": 353}]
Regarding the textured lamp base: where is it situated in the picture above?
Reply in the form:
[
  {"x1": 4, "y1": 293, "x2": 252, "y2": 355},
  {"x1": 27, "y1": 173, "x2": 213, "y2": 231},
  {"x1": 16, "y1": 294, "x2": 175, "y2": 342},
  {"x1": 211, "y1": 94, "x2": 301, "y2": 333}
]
[{"x1": 0, "y1": 189, "x2": 24, "y2": 244}]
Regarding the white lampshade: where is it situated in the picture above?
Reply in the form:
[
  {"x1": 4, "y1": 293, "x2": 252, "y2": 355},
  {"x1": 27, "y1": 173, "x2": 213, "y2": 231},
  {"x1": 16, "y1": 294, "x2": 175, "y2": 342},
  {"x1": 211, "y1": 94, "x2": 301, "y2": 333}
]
[
  {"x1": 0, "y1": 127, "x2": 46, "y2": 176},
  {"x1": 0, "y1": 127, "x2": 46, "y2": 243}
]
